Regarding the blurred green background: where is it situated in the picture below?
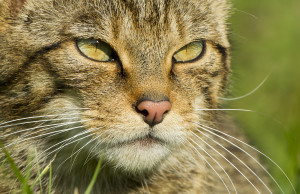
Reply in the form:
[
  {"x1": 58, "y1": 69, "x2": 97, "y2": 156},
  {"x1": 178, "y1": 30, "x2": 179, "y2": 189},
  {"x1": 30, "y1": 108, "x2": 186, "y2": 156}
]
[{"x1": 228, "y1": 0, "x2": 300, "y2": 193}]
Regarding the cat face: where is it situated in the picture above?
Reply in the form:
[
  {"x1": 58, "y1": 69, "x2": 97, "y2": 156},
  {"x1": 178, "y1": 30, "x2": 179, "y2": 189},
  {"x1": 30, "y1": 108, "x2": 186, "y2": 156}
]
[{"x1": 0, "y1": 0, "x2": 230, "y2": 173}]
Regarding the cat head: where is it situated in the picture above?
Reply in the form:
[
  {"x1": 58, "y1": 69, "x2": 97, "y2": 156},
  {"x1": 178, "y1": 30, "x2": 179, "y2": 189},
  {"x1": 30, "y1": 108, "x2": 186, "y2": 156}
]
[{"x1": 0, "y1": 0, "x2": 230, "y2": 174}]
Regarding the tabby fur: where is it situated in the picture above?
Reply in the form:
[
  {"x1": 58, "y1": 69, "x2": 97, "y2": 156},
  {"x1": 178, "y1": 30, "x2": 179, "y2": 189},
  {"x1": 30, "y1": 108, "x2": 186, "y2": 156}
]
[{"x1": 0, "y1": 0, "x2": 270, "y2": 193}]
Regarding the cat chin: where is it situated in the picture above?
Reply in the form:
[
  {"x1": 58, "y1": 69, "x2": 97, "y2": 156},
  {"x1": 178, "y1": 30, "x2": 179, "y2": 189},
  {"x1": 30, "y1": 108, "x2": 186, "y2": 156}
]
[{"x1": 102, "y1": 142, "x2": 171, "y2": 174}]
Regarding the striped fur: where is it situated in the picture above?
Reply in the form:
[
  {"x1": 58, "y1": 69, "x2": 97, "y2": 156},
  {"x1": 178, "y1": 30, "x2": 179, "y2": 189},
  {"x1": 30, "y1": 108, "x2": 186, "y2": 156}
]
[{"x1": 0, "y1": 0, "x2": 271, "y2": 193}]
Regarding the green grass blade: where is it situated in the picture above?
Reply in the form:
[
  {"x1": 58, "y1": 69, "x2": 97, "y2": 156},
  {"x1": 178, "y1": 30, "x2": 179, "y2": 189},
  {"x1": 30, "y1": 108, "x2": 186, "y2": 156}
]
[
  {"x1": 48, "y1": 163, "x2": 52, "y2": 194},
  {"x1": 84, "y1": 156, "x2": 103, "y2": 194},
  {"x1": 0, "y1": 142, "x2": 33, "y2": 194},
  {"x1": 36, "y1": 158, "x2": 43, "y2": 193},
  {"x1": 31, "y1": 158, "x2": 54, "y2": 189},
  {"x1": 25, "y1": 151, "x2": 34, "y2": 185},
  {"x1": 0, "y1": 137, "x2": 21, "y2": 168}
]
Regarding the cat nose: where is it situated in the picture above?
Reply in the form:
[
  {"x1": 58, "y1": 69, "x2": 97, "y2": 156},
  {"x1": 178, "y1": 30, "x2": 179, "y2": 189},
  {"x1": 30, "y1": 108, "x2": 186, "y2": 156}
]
[{"x1": 136, "y1": 100, "x2": 171, "y2": 126}]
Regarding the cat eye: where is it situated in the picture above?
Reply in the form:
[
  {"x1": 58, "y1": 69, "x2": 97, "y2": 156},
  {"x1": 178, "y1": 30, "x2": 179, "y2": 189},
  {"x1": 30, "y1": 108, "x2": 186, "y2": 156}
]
[
  {"x1": 173, "y1": 41, "x2": 205, "y2": 63},
  {"x1": 76, "y1": 38, "x2": 115, "y2": 62}
]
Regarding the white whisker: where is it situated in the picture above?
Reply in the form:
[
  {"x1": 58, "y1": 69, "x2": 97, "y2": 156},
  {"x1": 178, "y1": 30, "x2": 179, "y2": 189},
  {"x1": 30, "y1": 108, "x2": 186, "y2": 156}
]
[
  {"x1": 69, "y1": 133, "x2": 103, "y2": 170},
  {"x1": 0, "y1": 113, "x2": 81, "y2": 127},
  {"x1": 39, "y1": 129, "x2": 95, "y2": 163},
  {"x1": 56, "y1": 133, "x2": 97, "y2": 170},
  {"x1": 221, "y1": 73, "x2": 270, "y2": 101},
  {"x1": 192, "y1": 130, "x2": 269, "y2": 193},
  {"x1": 21, "y1": 129, "x2": 96, "y2": 178},
  {"x1": 4, "y1": 121, "x2": 91, "y2": 148},
  {"x1": 44, "y1": 130, "x2": 93, "y2": 159},
  {"x1": 0, "y1": 117, "x2": 80, "y2": 131},
  {"x1": 233, "y1": 8, "x2": 259, "y2": 20},
  {"x1": 230, "y1": 32, "x2": 247, "y2": 41},
  {"x1": 83, "y1": 133, "x2": 111, "y2": 166},
  {"x1": 193, "y1": 122, "x2": 283, "y2": 193},
  {"x1": 195, "y1": 122, "x2": 296, "y2": 193},
  {"x1": 1, "y1": 119, "x2": 86, "y2": 138},
  {"x1": 191, "y1": 132, "x2": 242, "y2": 193},
  {"x1": 187, "y1": 138, "x2": 231, "y2": 194},
  {"x1": 196, "y1": 108, "x2": 254, "y2": 112},
  {"x1": 18, "y1": 122, "x2": 91, "y2": 153}
]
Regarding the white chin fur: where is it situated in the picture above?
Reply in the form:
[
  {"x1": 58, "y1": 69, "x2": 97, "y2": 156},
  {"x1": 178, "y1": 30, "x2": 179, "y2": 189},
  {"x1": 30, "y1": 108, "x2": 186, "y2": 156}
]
[{"x1": 103, "y1": 143, "x2": 171, "y2": 174}]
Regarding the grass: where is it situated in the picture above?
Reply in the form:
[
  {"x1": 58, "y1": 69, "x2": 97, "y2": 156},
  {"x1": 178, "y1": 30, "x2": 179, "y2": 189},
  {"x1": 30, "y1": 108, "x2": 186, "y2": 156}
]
[
  {"x1": 228, "y1": 0, "x2": 300, "y2": 193},
  {"x1": 84, "y1": 156, "x2": 103, "y2": 194},
  {"x1": 0, "y1": 142, "x2": 103, "y2": 193},
  {"x1": 0, "y1": 142, "x2": 33, "y2": 193}
]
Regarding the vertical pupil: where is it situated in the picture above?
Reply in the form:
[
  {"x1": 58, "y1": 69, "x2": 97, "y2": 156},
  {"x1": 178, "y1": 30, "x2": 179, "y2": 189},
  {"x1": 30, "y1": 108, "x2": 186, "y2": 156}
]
[{"x1": 94, "y1": 42, "x2": 98, "y2": 52}]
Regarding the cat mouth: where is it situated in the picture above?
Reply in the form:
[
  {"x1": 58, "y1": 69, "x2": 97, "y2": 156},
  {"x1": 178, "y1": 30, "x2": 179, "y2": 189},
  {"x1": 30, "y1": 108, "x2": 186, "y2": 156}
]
[{"x1": 115, "y1": 134, "x2": 165, "y2": 147}]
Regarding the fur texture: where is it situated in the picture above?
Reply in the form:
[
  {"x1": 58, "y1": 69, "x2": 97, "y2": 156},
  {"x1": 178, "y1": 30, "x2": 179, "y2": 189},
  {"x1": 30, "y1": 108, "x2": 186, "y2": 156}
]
[{"x1": 0, "y1": 0, "x2": 271, "y2": 193}]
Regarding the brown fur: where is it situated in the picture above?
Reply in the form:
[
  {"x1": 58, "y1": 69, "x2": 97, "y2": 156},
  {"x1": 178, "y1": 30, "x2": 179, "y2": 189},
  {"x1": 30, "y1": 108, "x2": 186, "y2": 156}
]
[{"x1": 0, "y1": 0, "x2": 271, "y2": 193}]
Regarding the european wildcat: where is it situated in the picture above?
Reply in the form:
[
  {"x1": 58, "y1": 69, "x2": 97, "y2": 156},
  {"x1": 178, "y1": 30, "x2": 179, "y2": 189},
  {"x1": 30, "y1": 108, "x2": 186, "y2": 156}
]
[{"x1": 0, "y1": 0, "x2": 275, "y2": 193}]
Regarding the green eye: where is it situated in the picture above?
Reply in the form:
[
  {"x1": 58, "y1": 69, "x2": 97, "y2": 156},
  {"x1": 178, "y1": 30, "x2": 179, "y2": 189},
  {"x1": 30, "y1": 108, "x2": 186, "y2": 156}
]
[
  {"x1": 173, "y1": 41, "x2": 205, "y2": 63},
  {"x1": 76, "y1": 38, "x2": 115, "y2": 62}
]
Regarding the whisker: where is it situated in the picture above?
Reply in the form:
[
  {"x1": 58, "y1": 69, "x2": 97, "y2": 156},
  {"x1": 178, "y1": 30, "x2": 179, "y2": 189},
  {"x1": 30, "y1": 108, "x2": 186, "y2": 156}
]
[
  {"x1": 83, "y1": 134, "x2": 111, "y2": 166},
  {"x1": 21, "y1": 129, "x2": 95, "y2": 179},
  {"x1": 178, "y1": 136, "x2": 205, "y2": 168},
  {"x1": 40, "y1": 129, "x2": 94, "y2": 161},
  {"x1": 1, "y1": 119, "x2": 86, "y2": 138},
  {"x1": 84, "y1": 143, "x2": 99, "y2": 166},
  {"x1": 13, "y1": 122, "x2": 91, "y2": 155},
  {"x1": 69, "y1": 133, "x2": 103, "y2": 170},
  {"x1": 0, "y1": 117, "x2": 81, "y2": 130},
  {"x1": 230, "y1": 32, "x2": 247, "y2": 41},
  {"x1": 51, "y1": 108, "x2": 90, "y2": 110},
  {"x1": 196, "y1": 108, "x2": 253, "y2": 112},
  {"x1": 221, "y1": 73, "x2": 270, "y2": 101},
  {"x1": 0, "y1": 113, "x2": 81, "y2": 127},
  {"x1": 20, "y1": 141, "x2": 94, "y2": 190},
  {"x1": 194, "y1": 121, "x2": 296, "y2": 193},
  {"x1": 56, "y1": 133, "x2": 97, "y2": 170},
  {"x1": 190, "y1": 133, "x2": 238, "y2": 193},
  {"x1": 196, "y1": 108, "x2": 288, "y2": 133},
  {"x1": 4, "y1": 121, "x2": 91, "y2": 148},
  {"x1": 187, "y1": 138, "x2": 231, "y2": 194},
  {"x1": 233, "y1": 8, "x2": 259, "y2": 20},
  {"x1": 193, "y1": 122, "x2": 283, "y2": 193},
  {"x1": 33, "y1": 120, "x2": 88, "y2": 141},
  {"x1": 38, "y1": 129, "x2": 95, "y2": 165},
  {"x1": 51, "y1": 129, "x2": 95, "y2": 160},
  {"x1": 192, "y1": 130, "x2": 268, "y2": 193}
]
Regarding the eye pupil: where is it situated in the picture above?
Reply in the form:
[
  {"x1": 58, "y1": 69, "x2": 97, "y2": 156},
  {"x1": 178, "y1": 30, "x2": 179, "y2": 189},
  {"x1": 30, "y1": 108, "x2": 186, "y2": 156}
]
[{"x1": 77, "y1": 38, "x2": 115, "y2": 62}]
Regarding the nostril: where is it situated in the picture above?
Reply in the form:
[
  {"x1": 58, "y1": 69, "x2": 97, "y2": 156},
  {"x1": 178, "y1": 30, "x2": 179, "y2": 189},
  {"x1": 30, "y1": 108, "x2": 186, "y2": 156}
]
[
  {"x1": 135, "y1": 105, "x2": 149, "y2": 116},
  {"x1": 139, "y1": 109, "x2": 149, "y2": 117}
]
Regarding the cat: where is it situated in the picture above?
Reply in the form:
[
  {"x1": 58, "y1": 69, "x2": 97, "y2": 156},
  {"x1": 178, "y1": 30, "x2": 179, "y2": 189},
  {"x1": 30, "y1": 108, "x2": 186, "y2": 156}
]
[{"x1": 0, "y1": 0, "x2": 289, "y2": 193}]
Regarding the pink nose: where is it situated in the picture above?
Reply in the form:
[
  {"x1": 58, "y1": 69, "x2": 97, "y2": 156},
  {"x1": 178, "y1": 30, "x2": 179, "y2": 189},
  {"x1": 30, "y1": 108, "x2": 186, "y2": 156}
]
[{"x1": 137, "y1": 100, "x2": 171, "y2": 126}]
